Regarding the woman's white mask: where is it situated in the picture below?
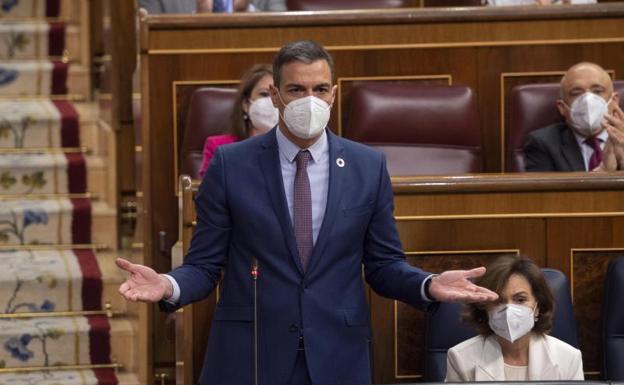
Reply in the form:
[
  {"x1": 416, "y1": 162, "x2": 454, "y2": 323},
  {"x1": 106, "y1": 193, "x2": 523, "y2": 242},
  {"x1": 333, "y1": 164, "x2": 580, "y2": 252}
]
[
  {"x1": 248, "y1": 97, "x2": 279, "y2": 133},
  {"x1": 488, "y1": 303, "x2": 537, "y2": 343}
]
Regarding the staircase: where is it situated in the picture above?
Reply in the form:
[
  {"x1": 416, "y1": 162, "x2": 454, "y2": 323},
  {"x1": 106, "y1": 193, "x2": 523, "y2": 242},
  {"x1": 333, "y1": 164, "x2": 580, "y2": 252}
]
[{"x1": 0, "y1": 1, "x2": 138, "y2": 383}]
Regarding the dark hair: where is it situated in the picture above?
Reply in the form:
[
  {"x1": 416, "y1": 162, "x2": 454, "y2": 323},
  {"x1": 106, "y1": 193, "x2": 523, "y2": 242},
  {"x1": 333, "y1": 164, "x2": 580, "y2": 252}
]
[
  {"x1": 461, "y1": 255, "x2": 555, "y2": 336},
  {"x1": 230, "y1": 64, "x2": 273, "y2": 140},
  {"x1": 272, "y1": 40, "x2": 335, "y2": 88}
]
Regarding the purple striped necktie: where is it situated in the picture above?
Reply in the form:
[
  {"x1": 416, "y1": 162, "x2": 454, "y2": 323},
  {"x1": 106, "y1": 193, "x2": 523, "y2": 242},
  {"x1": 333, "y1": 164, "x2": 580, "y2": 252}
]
[
  {"x1": 294, "y1": 150, "x2": 313, "y2": 270},
  {"x1": 585, "y1": 137, "x2": 603, "y2": 170}
]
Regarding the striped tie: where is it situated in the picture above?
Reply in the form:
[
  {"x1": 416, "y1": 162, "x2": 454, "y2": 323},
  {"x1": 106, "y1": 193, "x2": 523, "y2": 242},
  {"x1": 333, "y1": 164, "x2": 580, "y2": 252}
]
[
  {"x1": 294, "y1": 150, "x2": 313, "y2": 270},
  {"x1": 585, "y1": 137, "x2": 603, "y2": 170}
]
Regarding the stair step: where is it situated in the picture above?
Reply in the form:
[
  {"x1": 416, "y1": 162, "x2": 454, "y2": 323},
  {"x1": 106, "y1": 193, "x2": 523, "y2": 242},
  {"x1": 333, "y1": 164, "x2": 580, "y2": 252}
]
[
  {"x1": 86, "y1": 155, "x2": 114, "y2": 207},
  {"x1": 117, "y1": 372, "x2": 142, "y2": 385},
  {"x1": 0, "y1": 315, "x2": 112, "y2": 368},
  {"x1": 67, "y1": 63, "x2": 89, "y2": 98},
  {"x1": 0, "y1": 61, "x2": 65, "y2": 97},
  {"x1": 0, "y1": 22, "x2": 65, "y2": 60},
  {"x1": 0, "y1": 22, "x2": 81, "y2": 63},
  {"x1": 0, "y1": 199, "x2": 117, "y2": 249},
  {"x1": 0, "y1": 368, "x2": 122, "y2": 385},
  {"x1": 74, "y1": 102, "x2": 109, "y2": 156},
  {"x1": 0, "y1": 152, "x2": 115, "y2": 204},
  {"x1": 0, "y1": 0, "x2": 78, "y2": 20},
  {"x1": 0, "y1": 317, "x2": 138, "y2": 379},
  {"x1": 92, "y1": 202, "x2": 117, "y2": 250},
  {"x1": 0, "y1": 153, "x2": 87, "y2": 196},
  {"x1": 0, "y1": 249, "x2": 104, "y2": 314},
  {"x1": 109, "y1": 318, "x2": 136, "y2": 374},
  {"x1": 0, "y1": 100, "x2": 108, "y2": 155},
  {"x1": 0, "y1": 61, "x2": 88, "y2": 98},
  {"x1": 0, "y1": 249, "x2": 128, "y2": 316},
  {"x1": 97, "y1": 251, "x2": 129, "y2": 314}
]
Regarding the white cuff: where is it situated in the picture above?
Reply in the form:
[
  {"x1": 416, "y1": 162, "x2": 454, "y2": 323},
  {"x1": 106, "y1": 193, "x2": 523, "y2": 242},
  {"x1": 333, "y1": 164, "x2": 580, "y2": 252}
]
[
  {"x1": 162, "y1": 274, "x2": 181, "y2": 304},
  {"x1": 420, "y1": 274, "x2": 438, "y2": 302}
]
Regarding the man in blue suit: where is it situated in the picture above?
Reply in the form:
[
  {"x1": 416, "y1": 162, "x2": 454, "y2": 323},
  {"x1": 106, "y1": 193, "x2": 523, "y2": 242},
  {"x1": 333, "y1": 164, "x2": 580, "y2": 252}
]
[{"x1": 116, "y1": 40, "x2": 497, "y2": 385}]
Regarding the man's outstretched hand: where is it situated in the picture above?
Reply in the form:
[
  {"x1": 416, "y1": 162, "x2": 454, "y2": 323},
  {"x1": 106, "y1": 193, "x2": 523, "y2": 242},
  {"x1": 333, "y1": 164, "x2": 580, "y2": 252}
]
[
  {"x1": 116, "y1": 258, "x2": 173, "y2": 303},
  {"x1": 429, "y1": 267, "x2": 498, "y2": 303}
]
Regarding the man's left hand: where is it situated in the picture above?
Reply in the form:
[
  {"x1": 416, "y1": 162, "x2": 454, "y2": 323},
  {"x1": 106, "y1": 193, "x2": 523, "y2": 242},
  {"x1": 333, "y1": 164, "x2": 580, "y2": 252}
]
[{"x1": 428, "y1": 267, "x2": 499, "y2": 303}]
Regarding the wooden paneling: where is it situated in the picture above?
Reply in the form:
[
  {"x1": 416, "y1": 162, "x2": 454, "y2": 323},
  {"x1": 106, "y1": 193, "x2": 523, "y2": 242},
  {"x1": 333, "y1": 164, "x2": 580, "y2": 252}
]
[{"x1": 139, "y1": 5, "x2": 624, "y2": 384}]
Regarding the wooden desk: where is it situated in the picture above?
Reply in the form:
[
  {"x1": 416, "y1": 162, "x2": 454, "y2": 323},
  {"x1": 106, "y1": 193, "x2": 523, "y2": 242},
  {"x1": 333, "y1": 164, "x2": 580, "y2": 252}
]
[{"x1": 176, "y1": 173, "x2": 624, "y2": 384}]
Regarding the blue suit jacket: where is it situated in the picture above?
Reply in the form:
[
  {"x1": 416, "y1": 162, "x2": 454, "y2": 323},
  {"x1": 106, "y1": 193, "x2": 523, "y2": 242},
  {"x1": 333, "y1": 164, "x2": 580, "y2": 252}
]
[{"x1": 164, "y1": 128, "x2": 431, "y2": 385}]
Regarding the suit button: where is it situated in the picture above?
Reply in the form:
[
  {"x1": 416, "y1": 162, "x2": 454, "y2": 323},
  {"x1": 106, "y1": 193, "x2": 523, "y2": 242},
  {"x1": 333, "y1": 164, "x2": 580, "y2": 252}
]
[{"x1": 289, "y1": 324, "x2": 299, "y2": 332}]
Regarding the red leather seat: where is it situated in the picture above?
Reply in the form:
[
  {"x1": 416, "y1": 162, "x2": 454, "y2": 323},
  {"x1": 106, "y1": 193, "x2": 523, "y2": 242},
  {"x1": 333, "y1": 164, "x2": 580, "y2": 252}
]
[
  {"x1": 346, "y1": 83, "x2": 482, "y2": 176},
  {"x1": 506, "y1": 81, "x2": 624, "y2": 172},
  {"x1": 180, "y1": 87, "x2": 237, "y2": 178}
]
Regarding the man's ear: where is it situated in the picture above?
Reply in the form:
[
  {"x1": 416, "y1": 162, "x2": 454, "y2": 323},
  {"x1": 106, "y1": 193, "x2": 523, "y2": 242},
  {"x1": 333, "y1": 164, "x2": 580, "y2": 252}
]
[
  {"x1": 269, "y1": 84, "x2": 280, "y2": 109},
  {"x1": 330, "y1": 84, "x2": 338, "y2": 106},
  {"x1": 556, "y1": 99, "x2": 568, "y2": 118}
]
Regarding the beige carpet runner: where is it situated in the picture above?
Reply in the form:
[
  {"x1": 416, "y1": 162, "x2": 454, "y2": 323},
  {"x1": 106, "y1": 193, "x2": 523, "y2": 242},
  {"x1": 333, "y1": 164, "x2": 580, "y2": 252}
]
[{"x1": 0, "y1": 0, "x2": 118, "y2": 383}]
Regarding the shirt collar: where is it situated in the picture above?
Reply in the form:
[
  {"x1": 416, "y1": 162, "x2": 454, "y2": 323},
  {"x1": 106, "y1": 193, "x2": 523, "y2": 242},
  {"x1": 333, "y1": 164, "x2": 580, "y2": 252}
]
[
  {"x1": 574, "y1": 127, "x2": 609, "y2": 147},
  {"x1": 276, "y1": 126, "x2": 328, "y2": 164}
]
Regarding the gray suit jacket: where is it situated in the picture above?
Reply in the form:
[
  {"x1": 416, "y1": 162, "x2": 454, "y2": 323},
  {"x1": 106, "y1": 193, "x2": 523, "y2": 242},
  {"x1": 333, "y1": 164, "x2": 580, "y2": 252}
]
[{"x1": 523, "y1": 122, "x2": 585, "y2": 172}]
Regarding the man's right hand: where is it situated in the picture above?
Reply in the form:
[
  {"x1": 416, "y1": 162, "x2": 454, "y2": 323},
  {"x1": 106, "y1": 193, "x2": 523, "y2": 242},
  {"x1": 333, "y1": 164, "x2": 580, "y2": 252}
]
[
  {"x1": 116, "y1": 258, "x2": 173, "y2": 303},
  {"x1": 604, "y1": 105, "x2": 624, "y2": 170}
]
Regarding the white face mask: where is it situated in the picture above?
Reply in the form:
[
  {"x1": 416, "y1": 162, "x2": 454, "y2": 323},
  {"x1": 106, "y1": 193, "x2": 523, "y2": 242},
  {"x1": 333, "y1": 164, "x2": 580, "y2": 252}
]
[
  {"x1": 248, "y1": 97, "x2": 279, "y2": 134},
  {"x1": 488, "y1": 303, "x2": 536, "y2": 343},
  {"x1": 567, "y1": 92, "x2": 612, "y2": 137},
  {"x1": 279, "y1": 94, "x2": 332, "y2": 140}
]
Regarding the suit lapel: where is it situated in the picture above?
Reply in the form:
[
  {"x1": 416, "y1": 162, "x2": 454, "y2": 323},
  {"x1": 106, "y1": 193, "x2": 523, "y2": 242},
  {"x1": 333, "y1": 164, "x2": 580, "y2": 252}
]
[
  {"x1": 305, "y1": 131, "x2": 345, "y2": 275},
  {"x1": 561, "y1": 127, "x2": 586, "y2": 171},
  {"x1": 528, "y1": 334, "x2": 559, "y2": 380},
  {"x1": 475, "y1": 335, "x2": 505, "y2": 381},
  {"x1": 258, "y1": 129, "x2": 303, "y2": 275}
]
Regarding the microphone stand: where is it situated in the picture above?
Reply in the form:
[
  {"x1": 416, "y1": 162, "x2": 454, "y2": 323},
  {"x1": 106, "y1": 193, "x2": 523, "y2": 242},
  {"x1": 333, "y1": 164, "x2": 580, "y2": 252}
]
[{"x1": 251, "y1": 258, "x2": 259, "y2": 385}]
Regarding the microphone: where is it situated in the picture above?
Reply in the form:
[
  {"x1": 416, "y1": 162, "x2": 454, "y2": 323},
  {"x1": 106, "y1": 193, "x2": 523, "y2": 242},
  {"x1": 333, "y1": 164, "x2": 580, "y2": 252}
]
[{"x1": 251, "y1": 258, "x2": 259, "y2": 385}]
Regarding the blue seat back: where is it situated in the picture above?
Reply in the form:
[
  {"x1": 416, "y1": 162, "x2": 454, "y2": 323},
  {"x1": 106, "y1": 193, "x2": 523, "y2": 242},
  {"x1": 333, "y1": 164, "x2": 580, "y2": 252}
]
[{"x1": 602, "y1": 257, "x2": 624, "y2": 380}]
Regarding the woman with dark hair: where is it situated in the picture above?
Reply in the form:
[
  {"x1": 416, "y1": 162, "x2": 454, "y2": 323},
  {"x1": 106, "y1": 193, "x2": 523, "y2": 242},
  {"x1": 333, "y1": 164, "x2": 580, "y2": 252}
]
[
  {"x1": 446, "y1": 255, "x2": 583, "y2": 381},
  {"x1": 198, "y1": 64, "x2": 277, "y2": 178}
]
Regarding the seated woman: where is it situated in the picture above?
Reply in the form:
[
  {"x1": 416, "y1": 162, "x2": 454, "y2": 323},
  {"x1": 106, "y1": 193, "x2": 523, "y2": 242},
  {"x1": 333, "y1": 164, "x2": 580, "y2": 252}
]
[
  {"x1": 198, "y1": 64, "x2": 278, "y2": 178},
  {"x1": 446, "y1": 255, "x2": 583, "y2": 381}
]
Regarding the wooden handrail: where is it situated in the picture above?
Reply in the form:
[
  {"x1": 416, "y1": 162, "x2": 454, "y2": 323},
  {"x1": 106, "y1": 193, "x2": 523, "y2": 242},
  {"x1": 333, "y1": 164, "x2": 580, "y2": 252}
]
[
  {"x1": 143, "y1": 3, "x2": 624, "y2": 30},
  {"x1": 180, "y1": 172, "x2": 624, "y2": 195}
]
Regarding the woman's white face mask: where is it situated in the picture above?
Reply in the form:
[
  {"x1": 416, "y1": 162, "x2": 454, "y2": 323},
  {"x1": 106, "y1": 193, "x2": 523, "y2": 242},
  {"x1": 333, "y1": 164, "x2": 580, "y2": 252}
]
[
  {"x1": 248, "y1": 97, "x2": 279, "y2": 134},
  {"x1": 277, "y1": 93, "x2": 332, "y2": 140},
  {"x1": 488, "y1": 303, "x2": 537, "y2": 343}
]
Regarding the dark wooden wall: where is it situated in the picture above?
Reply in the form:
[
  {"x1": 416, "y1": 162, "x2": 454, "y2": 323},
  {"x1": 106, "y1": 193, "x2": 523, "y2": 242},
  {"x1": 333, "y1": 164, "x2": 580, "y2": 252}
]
[{"x1": 137, "y1": 4, "x2": 624, "y2": 384}]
